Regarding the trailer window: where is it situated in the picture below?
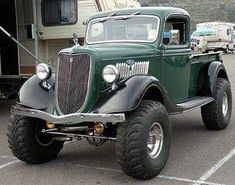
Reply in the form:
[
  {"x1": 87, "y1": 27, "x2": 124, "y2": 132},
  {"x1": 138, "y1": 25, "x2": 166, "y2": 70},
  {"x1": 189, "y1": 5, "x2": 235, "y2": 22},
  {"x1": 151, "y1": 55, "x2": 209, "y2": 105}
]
[{"x1": 41, "y1": 0, "x2": 77, "y2": 26}]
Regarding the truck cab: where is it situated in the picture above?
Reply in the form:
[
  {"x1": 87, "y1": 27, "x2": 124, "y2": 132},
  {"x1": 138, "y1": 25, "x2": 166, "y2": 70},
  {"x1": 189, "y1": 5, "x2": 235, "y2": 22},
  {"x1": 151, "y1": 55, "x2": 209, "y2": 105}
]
[{"x1": 8, "y1": 7, "x2": 232, "y2": 180}]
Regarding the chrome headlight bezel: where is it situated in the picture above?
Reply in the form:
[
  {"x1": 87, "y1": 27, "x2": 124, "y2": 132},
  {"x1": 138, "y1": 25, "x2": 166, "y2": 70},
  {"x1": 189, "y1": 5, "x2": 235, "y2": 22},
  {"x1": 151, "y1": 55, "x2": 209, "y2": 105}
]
[
  {"x1": 36, "y1": 63, "x2": 52, "y2": 80},
  {"x1": 102, "y1": 65, "x2": 119, "y2": 84}
]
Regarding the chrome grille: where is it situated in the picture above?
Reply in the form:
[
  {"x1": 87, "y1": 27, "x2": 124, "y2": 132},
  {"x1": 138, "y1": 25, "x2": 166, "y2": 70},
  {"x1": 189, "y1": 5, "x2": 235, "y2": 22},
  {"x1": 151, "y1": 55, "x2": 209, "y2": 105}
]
[
  {"x1": 57, "y1": 53, "x2": 90, "y2": 114},
  {"x1": 116, "y1": 61, "x2": 149, "y2": 78}
]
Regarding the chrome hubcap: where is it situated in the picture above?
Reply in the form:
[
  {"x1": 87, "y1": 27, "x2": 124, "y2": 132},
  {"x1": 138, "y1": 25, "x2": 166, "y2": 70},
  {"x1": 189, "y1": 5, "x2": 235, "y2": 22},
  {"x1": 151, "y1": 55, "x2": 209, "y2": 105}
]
[
  {"x1": 147, "y1": 122, "x2": 164, "y2": 159},
  {"x1": 222, "y1": 92, "x2": 229, "y2": 117}
]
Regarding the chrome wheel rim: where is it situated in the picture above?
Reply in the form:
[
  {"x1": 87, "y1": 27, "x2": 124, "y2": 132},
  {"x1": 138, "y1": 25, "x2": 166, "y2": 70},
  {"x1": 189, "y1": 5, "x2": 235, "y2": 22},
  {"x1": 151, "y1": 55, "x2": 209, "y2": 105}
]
[
  {"x1": 222, "y1": 92, "x2": 229, "y2": 117},
  {"x1": 147, "y1": 122, "x2": 164, "y2": 159}
]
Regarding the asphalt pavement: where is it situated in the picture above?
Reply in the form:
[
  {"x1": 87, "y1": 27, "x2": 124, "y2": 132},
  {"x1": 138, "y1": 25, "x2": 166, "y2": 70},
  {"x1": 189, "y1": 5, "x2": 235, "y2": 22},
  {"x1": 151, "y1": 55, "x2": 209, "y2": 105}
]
[{"x1": 0, "y1": 54, "x2": 234, "y2": 185}]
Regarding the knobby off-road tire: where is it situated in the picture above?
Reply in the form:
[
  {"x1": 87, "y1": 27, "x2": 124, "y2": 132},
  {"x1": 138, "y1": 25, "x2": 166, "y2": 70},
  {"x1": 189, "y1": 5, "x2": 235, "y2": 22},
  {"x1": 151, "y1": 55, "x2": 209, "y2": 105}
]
[
  {"x1": 115, "y1": 100, "x2": 172, "y2": 180},
  {"x1": 201, "y1": 78, "x2": 232, "y2": 130},
  {"x1": 7, "y1": 115, "x2": 64, "y2": 164}
]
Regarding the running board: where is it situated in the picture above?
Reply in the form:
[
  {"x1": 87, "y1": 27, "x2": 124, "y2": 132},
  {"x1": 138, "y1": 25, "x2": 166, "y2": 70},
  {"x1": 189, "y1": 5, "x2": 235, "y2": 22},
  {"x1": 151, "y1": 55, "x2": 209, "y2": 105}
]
[{"x1": 176, "y1": 96, "x2": 214, "y2": 113}]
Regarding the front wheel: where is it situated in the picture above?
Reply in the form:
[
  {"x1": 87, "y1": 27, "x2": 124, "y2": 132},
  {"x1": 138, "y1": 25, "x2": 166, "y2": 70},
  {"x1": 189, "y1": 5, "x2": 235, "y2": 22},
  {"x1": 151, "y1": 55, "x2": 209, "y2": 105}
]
[
  {"x1": 115, "y1": 100, "x2": 172, "y2": 180},
  {"x1": 201, "y1": 78, "x2": 232, "y2": 130},
  {"x1": 7, "y1": 115, "x2": 64, "y2": 164}
]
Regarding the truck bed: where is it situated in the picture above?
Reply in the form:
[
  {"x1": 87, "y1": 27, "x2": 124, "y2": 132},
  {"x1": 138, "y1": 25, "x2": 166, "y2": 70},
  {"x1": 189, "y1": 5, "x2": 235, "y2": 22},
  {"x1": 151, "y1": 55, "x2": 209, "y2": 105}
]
[
  {"x1": 188, "y1": 51, "x2": 222, "y2": 98},
  {"x1": 192, "y1": 51, "x2": 222, "y2": 60}
]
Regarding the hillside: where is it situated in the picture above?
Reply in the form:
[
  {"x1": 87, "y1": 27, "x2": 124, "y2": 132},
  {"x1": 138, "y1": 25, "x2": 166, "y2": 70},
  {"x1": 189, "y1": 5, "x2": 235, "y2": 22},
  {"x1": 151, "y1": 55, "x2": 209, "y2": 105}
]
[{"x1": 139, "y1": 0, "x2": 235, "y2": 31}]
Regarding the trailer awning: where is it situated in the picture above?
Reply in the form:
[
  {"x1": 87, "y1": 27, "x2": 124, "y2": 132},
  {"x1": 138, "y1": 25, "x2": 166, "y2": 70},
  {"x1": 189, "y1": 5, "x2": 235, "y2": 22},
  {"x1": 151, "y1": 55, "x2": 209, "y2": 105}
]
[{"x1": 193, "y1": 28, "x2": 216, "y2": 36}]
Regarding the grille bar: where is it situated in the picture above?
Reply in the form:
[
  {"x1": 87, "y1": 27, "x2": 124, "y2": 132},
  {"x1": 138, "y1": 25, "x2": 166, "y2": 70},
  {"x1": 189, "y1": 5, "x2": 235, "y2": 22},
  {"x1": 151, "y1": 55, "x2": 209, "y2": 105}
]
[
  {"x1": 57, "y1": 54, "x2": 90, "y2": 114},
  {"x1": 116, "y1": 61, "x2": 149, "y2": 78}
]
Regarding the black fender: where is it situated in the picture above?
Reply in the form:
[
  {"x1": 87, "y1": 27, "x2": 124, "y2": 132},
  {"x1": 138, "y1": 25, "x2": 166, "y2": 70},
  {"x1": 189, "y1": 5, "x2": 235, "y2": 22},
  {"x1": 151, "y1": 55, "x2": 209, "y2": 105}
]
[
  {"x1": 208, "y1": 61, "x2": 229, "y2": 95},
  {"x1": 17, "y1": 74, "x2": 55, "y2": 111},
  {"x1": 92, "y1": 75, "x2": 179, "y2": 114}
]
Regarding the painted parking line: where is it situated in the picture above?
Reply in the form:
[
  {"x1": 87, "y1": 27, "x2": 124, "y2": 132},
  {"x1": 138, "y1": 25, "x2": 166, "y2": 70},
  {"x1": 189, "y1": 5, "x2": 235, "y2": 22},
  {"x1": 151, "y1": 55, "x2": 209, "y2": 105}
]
[
  {"x1": 0, "y1": 158, "x2": 223, "y2": 185},
  {"x1": 72, "y1": 163, "x2": 223, "y2": 185},
  {"x1": 157, "y1": 175, "x2": 224, "y2": 185},
  {"x1": 0, "y1": 156, "x2": 17, "y2": 160},
  {"x1": 0, "y1": 160, "x2": 19, "y2": 170},
  {"x1": 193, "y1": 147, "x2": 235, "y2": 185}
]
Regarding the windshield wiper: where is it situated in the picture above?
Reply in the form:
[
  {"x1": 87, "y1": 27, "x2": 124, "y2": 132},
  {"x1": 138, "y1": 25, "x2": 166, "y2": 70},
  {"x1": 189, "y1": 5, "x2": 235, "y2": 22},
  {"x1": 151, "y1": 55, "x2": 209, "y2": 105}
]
[
  {"x1": 131, "y1": 11, "x2": 141, "y2": 15},
  {"x1": 98, "y1": 12, "x2": 117, "y2": 23},
  {"x1": 115, "y1": 11, "x2": 141, "y2": 21},
  {"x1": 115, "y1": 16, "x2": 131, "y2": 20},
  {"x1": 98, "y1": 11, "x2": 141, "y2": 22}
]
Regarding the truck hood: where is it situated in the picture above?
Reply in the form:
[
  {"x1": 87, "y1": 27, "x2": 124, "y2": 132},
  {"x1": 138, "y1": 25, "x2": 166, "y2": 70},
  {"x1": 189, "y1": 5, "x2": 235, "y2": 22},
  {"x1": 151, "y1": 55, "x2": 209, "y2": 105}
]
[{"x1": 70, "y1": 43, "x2": 157, "y2": 61}]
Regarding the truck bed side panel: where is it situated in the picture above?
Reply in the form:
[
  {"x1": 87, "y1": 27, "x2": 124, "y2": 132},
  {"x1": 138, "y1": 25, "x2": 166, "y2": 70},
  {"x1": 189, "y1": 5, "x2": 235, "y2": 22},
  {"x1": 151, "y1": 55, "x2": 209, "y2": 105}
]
[{"x1": 189, "y1": 53, "x2": 220, "y2": 98}]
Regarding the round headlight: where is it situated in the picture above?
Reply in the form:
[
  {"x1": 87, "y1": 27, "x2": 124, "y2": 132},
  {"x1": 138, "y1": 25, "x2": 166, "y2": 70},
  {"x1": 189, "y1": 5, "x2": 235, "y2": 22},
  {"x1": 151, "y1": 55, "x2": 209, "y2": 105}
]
[
  {"x1": 36, "y1": 63, "x2": 51, "y2": 80},
  {"x1": 102, "y1": 65, "x2": 119, "y2": 84}
]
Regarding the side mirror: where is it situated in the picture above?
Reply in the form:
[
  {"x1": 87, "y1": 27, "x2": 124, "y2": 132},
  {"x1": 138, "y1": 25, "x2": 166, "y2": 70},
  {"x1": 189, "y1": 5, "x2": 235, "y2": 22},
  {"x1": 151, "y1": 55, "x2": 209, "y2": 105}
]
[{"x1": 72, "y1": 33, "x2": 80, "y2": 46}]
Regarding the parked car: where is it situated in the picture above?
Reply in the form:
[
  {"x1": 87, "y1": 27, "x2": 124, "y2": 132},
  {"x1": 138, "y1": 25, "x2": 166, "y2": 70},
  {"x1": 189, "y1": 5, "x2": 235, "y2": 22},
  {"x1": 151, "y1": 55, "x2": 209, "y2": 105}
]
[{"x1": 8, "y1": 7, "x2": 232, "y2": 180}]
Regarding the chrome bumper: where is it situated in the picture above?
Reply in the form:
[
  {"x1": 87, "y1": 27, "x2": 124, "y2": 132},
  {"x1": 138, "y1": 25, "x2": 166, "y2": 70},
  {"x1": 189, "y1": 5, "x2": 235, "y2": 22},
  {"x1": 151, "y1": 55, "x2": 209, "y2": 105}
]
[{"x1": 11, "y1": 106, "x2": 126, "y2": 125}]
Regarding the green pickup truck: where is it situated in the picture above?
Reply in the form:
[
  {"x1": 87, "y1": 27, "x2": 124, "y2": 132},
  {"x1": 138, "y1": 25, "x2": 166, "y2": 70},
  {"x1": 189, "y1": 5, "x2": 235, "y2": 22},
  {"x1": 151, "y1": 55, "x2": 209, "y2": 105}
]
[{"x1": 8, "y1": 7, "x2": 232, "y2": 180}]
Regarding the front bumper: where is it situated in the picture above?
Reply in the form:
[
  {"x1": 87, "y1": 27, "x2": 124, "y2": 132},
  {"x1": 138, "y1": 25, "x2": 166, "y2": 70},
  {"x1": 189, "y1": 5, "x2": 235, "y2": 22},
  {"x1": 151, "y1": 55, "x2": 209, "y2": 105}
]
[{"x1": 11, "y1": 106, "x2": 126, "y2": 125}]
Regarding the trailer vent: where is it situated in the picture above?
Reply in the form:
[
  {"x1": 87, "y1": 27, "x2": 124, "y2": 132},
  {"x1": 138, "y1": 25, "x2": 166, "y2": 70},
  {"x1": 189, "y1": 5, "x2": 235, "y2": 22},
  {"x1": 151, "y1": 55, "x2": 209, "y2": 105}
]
[{"x1": 57, "y1": 53, "x2": 90, "y2": 114}]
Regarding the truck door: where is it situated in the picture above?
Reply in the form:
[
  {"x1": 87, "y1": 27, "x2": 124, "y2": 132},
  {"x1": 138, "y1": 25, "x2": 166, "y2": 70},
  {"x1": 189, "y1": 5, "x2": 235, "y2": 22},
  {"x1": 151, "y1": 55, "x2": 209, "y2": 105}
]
[{"x1": 161, "y1": 16, "x2": 191, "y2": 103}]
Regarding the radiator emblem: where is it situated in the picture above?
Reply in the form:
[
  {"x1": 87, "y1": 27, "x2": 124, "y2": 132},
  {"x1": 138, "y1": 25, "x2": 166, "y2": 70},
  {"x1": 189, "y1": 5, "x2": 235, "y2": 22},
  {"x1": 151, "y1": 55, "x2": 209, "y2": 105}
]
[{"x1": 126, "y1": 59, "x2": 135, "y2": 70}]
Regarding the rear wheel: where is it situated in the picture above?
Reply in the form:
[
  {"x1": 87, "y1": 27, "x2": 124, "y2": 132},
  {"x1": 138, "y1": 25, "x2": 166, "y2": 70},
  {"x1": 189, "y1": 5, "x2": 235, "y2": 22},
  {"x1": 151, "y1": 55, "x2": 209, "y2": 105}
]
[
  {"x1": 201, "y1": 78, "x2": 232, "y2": 130},
  {"x1": 7, "y1": 115, "x2": 64, "y2": 164},
  {"x1": 115, "y1": 100, "x2": 171, "y2": 180}
]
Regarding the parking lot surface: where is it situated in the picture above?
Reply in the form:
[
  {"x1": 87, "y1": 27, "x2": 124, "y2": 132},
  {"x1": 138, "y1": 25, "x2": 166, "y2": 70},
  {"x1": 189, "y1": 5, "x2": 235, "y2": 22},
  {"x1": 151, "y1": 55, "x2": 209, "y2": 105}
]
[{"x1": 0, "y1": 54, "x2": 234, "y2": 185}]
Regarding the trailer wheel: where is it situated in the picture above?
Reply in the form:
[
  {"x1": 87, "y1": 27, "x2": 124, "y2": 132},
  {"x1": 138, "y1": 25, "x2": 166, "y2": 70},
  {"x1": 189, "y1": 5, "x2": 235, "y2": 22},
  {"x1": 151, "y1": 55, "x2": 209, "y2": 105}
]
[
  {"x1": 115, "y1": 100, "x2": 172, "y2": 180},
  {"x1": 201, "y1": 78, "x2": 232, "y2": 130},
  {"x1": 7, "y1": 115, "x2": 64, "y2": 164}
]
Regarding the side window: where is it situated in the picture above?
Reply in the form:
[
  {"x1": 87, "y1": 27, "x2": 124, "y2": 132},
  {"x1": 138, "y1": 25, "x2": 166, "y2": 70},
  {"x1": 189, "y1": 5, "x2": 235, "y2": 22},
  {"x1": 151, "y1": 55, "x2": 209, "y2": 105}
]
[
  {"x1": 163, "y1": 18, "x2": 186, "y2": 46},
  {"x1": 41, "y1": 0, "x2": 77, "y2": 27}
]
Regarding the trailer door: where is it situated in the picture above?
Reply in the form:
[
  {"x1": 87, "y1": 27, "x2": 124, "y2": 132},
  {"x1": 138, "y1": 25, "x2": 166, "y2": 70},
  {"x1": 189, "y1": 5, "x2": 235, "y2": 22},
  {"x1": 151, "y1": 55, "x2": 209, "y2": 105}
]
[{"x1": 0, "y1": 0, "x2": 18, "y2": 75}]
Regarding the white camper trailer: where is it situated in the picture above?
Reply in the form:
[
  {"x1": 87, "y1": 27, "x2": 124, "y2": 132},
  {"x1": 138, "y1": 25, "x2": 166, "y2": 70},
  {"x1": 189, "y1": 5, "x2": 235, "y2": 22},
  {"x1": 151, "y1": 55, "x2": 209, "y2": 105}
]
[
  {"x1": 0, "y1": 0, "x2": 140, "y2": 98},
  {"x1": 233, "y1": 31, "x2": 235, "y2": 50},
  {"x1": 192, "y1": 22, "x2": 235, "y2": 53}
]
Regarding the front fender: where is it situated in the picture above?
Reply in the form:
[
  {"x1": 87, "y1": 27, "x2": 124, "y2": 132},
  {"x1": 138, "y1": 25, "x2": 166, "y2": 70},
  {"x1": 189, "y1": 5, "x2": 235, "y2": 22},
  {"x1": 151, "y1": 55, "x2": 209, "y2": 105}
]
[
  {"x1": 17, "y1": 74, "x2": 55, "y2": 111},
  {"x1": 208, "y1": 61, "x2": 229, "y2": 95},
  {"x1": 92, "y1": 75, "x2": 178, "y2": 114}
]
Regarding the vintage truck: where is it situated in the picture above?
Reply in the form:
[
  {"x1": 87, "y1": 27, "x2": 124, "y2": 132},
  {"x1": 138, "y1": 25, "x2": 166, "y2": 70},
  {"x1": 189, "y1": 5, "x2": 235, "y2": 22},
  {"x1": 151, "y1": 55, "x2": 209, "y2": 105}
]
[{"x1": 8, "y1": 7, "x2": 232, "y2": 180}]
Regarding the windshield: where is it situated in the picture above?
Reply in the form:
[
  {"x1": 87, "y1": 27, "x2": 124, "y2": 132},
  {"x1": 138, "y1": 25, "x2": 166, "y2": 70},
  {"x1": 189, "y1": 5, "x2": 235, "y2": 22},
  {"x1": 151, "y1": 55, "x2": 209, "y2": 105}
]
[{"x1": 86, "y1": 16, "x2": 160, "y2": 44}]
